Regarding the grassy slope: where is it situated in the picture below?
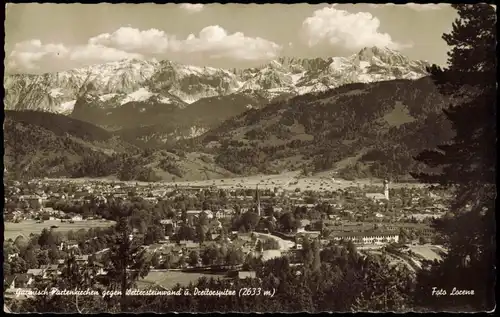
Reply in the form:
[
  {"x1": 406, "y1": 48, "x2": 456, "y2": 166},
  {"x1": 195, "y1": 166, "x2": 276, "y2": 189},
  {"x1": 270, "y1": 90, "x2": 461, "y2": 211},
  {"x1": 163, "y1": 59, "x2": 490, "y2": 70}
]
[{"x1": 194, "y1": 77, "x2": 455, "y2": 178}]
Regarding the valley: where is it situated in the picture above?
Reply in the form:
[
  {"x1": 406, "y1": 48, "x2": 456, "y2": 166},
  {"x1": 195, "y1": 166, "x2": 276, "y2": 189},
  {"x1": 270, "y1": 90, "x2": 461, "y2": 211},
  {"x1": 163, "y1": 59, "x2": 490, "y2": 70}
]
[{"x1": 46, "y1": 171, "x2": 429, "y2": 193}]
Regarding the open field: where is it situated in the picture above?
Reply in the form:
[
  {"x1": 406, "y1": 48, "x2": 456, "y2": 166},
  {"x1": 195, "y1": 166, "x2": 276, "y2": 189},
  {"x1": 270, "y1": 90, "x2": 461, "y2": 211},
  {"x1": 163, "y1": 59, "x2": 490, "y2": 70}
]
[
  {"x1": 253, "y1": 232, "x2": 295, "y2": 251},
  {"x1": 407, "y1": 245, "x2": 445, "y2": 261},
  {"x1": 169, "y1": 172, "x2": 427, "y2": 191},
  {"x1": 48, "y1": 171, "x2": 429, "y2": 191},
  {"x1": 4, "y1": 219, "x2": 116, "y2": 240},
  {"x1": 137, "y1": 271, "x2": 228, "y2": 289}
]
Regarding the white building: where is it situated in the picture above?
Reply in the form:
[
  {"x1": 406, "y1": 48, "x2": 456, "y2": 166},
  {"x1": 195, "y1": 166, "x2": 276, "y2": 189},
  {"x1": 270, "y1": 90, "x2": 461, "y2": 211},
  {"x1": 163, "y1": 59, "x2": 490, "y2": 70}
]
[
  {"x1": 71, "y1": 215, "x2": 83, "y2": 221},
  {"x1": 186, "y1": 210, "x2": 203, "y2": 217},
  {"x1": 331, "y1": 231, "x2": 399, "y2": 245},
  {"x1": 201, "y1": 210, "x2": 214, "y2": 219}
]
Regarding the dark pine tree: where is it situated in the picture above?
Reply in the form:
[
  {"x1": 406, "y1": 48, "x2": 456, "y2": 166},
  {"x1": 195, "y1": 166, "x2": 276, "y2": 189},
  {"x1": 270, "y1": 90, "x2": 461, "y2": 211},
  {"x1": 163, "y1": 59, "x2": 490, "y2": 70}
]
[
  {"x1": 102, "y1": 216, "x2": 151, "y2": 312},
  {"x1": 410, "y1": 4, "x2": 496, "y2": 312}
]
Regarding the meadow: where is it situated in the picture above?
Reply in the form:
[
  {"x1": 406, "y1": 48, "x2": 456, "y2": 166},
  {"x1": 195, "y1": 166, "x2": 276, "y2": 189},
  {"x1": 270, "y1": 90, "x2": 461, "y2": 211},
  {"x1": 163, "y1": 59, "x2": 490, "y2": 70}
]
[
  {"x1": 137, "y1": 270, "x2": 228, "y2": 290},
  {"x1": 407, "y1": 245, "x2": 444, "y2": 261},
  {"x1": 53, "y1": 171, "x2": 427, "y2": 192},
  {"x1": 4, "y1": 219, "x2": 116, "y2": 240},
  {"x1": 172, "y1": 171, "x2": 427, "y2": 192}
]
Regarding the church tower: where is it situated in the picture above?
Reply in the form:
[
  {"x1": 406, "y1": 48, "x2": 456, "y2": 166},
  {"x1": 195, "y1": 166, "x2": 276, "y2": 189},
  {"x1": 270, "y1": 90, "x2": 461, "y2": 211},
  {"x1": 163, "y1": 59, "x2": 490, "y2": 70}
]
[
  {"x1": 383, "y1": 179, "x2": 390, "y2": 200},
  {"x1": 256, "y1": 185, "x2": 261, "y2": 217}
]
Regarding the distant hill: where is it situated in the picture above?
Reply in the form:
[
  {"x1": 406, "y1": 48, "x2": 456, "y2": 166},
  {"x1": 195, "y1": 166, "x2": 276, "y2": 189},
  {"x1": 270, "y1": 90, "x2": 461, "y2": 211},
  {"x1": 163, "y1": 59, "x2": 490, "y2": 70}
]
[
  {"x1": 4, "y1": 110, "x2": 135, "y2": 179},
  {"x1": 5, "y1": 110, "x2": 119, "y2": 142},
  {"x1": 70, "y1": 92, "x2": 269, "y2": 146},
  {"x1": 190, "y1": 77, "x2": 456, "y2": 180},
  {"x1": 3, "y1": 111, "x2": 233, "y2": 181}
]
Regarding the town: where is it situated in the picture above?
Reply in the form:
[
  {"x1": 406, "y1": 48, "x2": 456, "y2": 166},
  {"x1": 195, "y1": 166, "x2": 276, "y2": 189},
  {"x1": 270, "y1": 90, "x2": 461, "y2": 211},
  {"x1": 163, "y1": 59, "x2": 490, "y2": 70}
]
[{"x1": 3, "y1": 175, "x2": 449, "y2": 300}]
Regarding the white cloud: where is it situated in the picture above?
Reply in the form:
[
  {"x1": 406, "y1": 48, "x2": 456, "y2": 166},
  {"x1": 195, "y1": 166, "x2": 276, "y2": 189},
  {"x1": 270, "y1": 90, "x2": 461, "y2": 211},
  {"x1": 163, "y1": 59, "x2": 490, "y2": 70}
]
[
  {"x1": 7, "y1": 25, "x2": 281, "y2": 72},
  {"x1": 179, "y1": 3, "x2": 204, "y2": 13},
  {"x1": 301, "y1": 5, "x2": 406, "y2": 51},
  {"x1": 89, "y1": 27, "x2": 171, "y2": 53},
  {"x1": 7, "y1": 39, "x2": 141, "y2": 72},
  {"x1": 179, "y1": 25, "x2": 282, "y2": 60},
  {"x1": 367, "y1": 4, "x2": 450, "y2": 11},
  {"x1": 69, "y1": 44, "x2": 143, "y2": 63},
  {"x1": 90, "y1": 25, "x2": 281, "y2": 60},
  {"x1": 7, "y1": 40, "x2": 69, "y2": 70}
]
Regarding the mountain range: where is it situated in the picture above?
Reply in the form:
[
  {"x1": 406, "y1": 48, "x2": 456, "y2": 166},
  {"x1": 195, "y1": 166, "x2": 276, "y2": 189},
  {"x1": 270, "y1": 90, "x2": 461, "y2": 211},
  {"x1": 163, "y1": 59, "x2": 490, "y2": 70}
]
[
  {"x1": 5, "y1": 46, "x2": 455, "y2": 182},
  {"x1": 4, "y1": 47, "x2": 428, "y2": 112},
  {"x1": 4, "y1": 46, "x2": 430, "y2": 146}
]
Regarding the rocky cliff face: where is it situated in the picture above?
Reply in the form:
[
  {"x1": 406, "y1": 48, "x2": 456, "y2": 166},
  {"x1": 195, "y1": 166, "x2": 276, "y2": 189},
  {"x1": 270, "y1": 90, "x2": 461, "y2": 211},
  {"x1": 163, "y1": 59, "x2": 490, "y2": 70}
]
[{"x1": 4, "y1": 46, "x2": 430, "y2": 115}]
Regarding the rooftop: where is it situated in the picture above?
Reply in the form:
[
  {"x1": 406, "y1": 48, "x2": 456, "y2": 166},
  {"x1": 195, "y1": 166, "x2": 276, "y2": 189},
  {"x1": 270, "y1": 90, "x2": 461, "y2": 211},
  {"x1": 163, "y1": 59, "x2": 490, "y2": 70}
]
[{"x1": 331, "y1": 231, "x2": 399, "y2": 238}]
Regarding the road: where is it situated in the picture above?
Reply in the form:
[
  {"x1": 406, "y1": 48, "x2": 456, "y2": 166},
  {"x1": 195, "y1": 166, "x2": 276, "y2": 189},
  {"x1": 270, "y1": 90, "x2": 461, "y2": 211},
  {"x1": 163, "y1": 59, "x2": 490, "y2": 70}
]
[{"x1": 95, "y1": 248, "x2": 110, "y2": 254}]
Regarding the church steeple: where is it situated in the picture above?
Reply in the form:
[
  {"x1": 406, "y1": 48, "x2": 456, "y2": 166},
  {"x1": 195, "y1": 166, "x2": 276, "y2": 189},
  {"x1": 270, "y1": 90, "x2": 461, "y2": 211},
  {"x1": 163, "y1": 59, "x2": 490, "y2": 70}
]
[
  {"x1": 383, "y1": 179, "x2": 389, "y2": 200},
  {"x1": 256, "y1": 185, "x2": 261, "y2": 217}
]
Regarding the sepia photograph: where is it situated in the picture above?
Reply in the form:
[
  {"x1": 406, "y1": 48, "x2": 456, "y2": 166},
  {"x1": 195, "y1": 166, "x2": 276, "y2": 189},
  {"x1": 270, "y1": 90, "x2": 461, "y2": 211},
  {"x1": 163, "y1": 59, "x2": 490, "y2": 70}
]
[{"x1": 3, "y1": 2, "x2": 496, "y2": 313}]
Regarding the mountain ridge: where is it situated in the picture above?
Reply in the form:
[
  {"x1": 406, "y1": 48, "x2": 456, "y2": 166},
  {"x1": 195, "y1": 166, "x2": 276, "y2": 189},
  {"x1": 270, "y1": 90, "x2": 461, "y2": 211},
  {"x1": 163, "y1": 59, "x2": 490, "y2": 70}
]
[{"x1": 4, "y1": 46, "x2": 431, "y2": 115}]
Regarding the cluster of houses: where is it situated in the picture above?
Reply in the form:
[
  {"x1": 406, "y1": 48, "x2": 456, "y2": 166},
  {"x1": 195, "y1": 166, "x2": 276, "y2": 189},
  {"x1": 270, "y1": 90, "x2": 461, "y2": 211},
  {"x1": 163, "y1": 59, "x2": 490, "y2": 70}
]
[
  {"x1": 158, "y1": 210, "x2": 224, "y2": 235},
  {"x1": 7, "y1": 205, "x2": 86, "y2": 223},
  {"x1": 4, "y1": 258, "x2": 107, "y2": 300}
]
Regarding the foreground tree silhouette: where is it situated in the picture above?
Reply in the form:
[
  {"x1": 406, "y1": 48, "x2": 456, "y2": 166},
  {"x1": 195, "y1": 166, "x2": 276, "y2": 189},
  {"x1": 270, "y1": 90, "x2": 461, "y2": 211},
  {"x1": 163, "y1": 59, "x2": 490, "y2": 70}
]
[
  {"x1": 352, "y1": 256, "x2": 414, "y2": 312},
  {"x1": 411, "y1": 4, "x2": 496, "y2": 311},
  {"x1": 102, "y1": 216, "x2": 151, "y2": 312}
]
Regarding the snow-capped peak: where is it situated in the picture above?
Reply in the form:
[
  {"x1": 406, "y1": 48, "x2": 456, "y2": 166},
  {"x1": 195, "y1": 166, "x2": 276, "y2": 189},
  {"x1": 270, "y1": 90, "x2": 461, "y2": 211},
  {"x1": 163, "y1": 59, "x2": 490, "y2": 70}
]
[{"x1": 354, "y1": 46, "x2": 409, "y2": 66}]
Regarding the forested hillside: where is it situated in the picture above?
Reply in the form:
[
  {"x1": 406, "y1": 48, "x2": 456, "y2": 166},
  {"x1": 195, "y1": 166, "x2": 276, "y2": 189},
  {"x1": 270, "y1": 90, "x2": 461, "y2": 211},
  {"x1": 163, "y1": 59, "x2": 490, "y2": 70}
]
[
  {"x1": 188, "y1": 77, "x2": 457, "y2": 180},
  {"x1": 3, "y1": 111, "x2": 231, "y2": 181}
]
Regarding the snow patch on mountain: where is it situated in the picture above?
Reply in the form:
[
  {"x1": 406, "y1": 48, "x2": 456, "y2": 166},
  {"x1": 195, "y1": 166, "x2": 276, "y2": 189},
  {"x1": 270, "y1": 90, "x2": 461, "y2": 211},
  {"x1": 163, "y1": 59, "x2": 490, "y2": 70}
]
[
  {"x1": 359, "y1": 61, "x2": 370, "y2": 72},
  {"x1": 49, "y1": 88, "x2": 64, "y2": 98},
  {"x1": 290, "y1": 72, "x2": 306, "y2": 84},
  {"x1": 60, "y1": 100, "x2": 76, "y2": 114},
  {"x1": 120, "y1": 88, "x2": 154, "y2": 105},
  {"x1": 99, "y1": 93, "x2": 118, "y2": 102},
  {"x1": 160, "y1": 97, "x2": 172, "y2": 103}
]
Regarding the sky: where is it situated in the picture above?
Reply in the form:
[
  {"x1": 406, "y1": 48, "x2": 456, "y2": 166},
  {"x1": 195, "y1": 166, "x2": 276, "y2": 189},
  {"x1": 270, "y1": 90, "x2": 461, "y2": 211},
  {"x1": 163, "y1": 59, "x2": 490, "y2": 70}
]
[{"x1": 4, "y1": 3, "x2": 460, "y2": 74}]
